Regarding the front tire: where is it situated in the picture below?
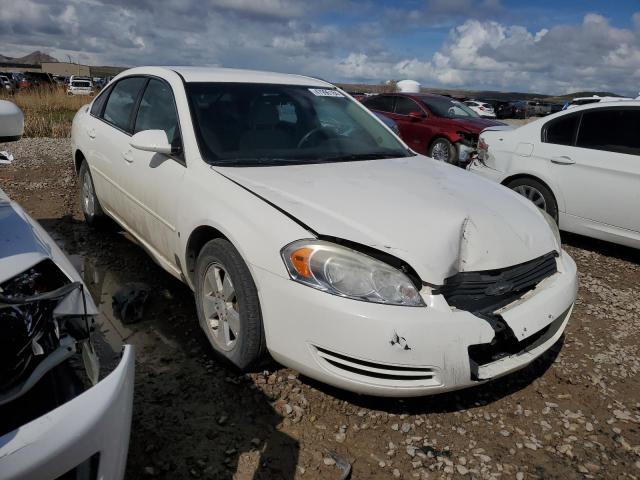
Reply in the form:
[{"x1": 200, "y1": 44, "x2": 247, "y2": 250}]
[
  {"x1": 78, "y1": 160, "x2": 108, "y2": 227},
  {"x1": 194, "y1": 239, "x2": 266, "y2": 370},
  {"x1": 506, "y1": 178, "x2": 558, "y2": 222},
  {"x1": 428, "y1": 138, "x2": 457, "y2": 165}
]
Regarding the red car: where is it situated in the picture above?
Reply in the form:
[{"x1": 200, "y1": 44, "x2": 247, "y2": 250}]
[{"x1": 361, "y1": 93, "x2": 504, "y2": 165}]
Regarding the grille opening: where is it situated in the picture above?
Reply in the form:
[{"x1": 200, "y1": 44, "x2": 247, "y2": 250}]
[
  {"x1": 435, "y1": 252, "x2": 558, "y2": 315},
  {"x1": 315, "y1": 346, "x2": 435, "y2": 381}
]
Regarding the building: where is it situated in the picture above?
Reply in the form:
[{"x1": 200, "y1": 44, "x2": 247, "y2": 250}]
[{"x1": 0, "y1": 61, "x2": 125, "y2": 79}]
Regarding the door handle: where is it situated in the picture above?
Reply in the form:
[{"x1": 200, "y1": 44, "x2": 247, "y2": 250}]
[
  {"x1": 86, "y1": 128, "x2": 96, "y2": 139},
  {"x1": 551, "y1": 155, "x2": 575, "y2": 165},
  {"x1": 122, "y1": 150, "x2": 134, "y2": 163}
]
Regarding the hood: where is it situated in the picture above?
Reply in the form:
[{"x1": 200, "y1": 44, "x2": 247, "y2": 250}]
[
  {"x1": 449, "y1": 117, "x2": 505, "y2": 133},
  {"x1": 214, "y1": 156, "x2": 558, "y2": 284}
]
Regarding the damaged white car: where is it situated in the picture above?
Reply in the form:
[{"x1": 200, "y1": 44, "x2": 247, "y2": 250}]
[
  {"x1": 71, "y1": 67, "x2": 577, "y2": 396},
  {"x1": 0, "y1": 100, "x2": 134, "y2": 479}
]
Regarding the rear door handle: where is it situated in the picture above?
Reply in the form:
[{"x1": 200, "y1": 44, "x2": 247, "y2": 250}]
[
  {"x1": 86, "y1": 128, "x2": 96, "y2": 139},
  {"x1": 122, "y1": 150, "x2": 133, "y2": 163},
  {"x1": 551, "y1": 155, "x2": 575, "y2": 165}
]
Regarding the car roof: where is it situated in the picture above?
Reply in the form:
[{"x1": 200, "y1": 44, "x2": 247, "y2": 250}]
[
  {"x1": 115, "y1": 66, "x2": 333, "y2": 87},
  {"x1": 560, "y1": 100, "x2": 640, "y2": 113}
]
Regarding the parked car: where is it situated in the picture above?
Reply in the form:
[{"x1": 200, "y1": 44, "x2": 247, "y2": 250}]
[
  {"x1": 469, "y1": 101, "x2": 640, "y2": 249},
  {"x1": 362, "y1": 92, "x2": 503, "y2": 165},
  {"x1": 68, "y1": 77, "x2": 94, "y2": 96},
  {"x1": 0, "y1": 76, "x2": 14, "y2": 94},
  {"x1": 0, "y1": 100, "x2": 134, "y2": 480},
  {"x1": 493, "y1": 101, "x2": 514, "y2": 119},
  {"x1": 464, "y1": 100, "x2": 496, "y2": 118},
  {"x1": 72, "y1": 66, "x2": 576, "y2": 397}
]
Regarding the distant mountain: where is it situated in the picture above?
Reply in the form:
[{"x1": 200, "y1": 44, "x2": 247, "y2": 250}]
[{"x1": 0, "y1": 51, "x2": 59, "y2": 65}]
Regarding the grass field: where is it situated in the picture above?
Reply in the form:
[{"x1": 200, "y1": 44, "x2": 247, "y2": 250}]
[{"x1": 1, "y1": 88, "x2": 90, "y2": 138}]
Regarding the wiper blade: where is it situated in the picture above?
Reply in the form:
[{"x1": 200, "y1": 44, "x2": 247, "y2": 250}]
[{"x1": 316, "y1": 153, "x2": 403, "y2": 163}]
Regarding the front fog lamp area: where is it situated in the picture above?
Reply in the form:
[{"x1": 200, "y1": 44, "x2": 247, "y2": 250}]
[{"x1": 281, "y1": 241, "x2": 424, "y2": 306}]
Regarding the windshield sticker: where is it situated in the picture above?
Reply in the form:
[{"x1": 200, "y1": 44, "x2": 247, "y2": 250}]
[{"x1": 309, "y1": 88, "x2": 344, "y2": 97}]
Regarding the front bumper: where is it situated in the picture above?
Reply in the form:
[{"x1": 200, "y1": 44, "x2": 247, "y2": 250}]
[
  {"x1": 256, "y1": 251, "x2": 577, "y2": 397},
  {"x1": 0, "y1": 346, "x2": 134, "y2": 480}
]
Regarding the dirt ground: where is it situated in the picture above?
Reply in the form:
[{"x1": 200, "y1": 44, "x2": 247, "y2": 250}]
[{"x1": 2, "y1": 138, "x2": 639, "y2": 479}]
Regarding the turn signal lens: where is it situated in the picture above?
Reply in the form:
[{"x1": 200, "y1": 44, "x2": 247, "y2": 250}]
[{"x1": 290, "y1": 247, "x2": 313, "y2": 278}]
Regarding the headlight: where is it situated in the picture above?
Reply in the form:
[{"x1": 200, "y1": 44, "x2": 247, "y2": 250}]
[
  {"x1": 281, "y1": 240, "x2": 424, "y2": 306},
  {"x1": 540, "y1": 210, "x2": 561, "y2": 249}
]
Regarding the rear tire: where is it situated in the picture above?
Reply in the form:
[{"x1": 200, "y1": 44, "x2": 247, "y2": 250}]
[
  {"x1": 194, "y1": 239, "x2": 266, "y2": 370},
  {"x1": 78, "y1": 160, "x2": 109, "y2": 228},
  {"x1": 428, "y1": 138, "x2": 457, "y2": 165},
  {"x1": 506, "y1": 177, "x2": 558, "y2": 222}
]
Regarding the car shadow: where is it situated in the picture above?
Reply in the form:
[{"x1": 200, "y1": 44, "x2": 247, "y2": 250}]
[
  {"x1": 37, "y1": 216, "x2": 300, "y2": 480},
  {"x1": 298, "y1": 335, "x2": 563, "y2": 415},
  {"x1": 562, "y1": 231, "x2": 640, "y2": 264}
]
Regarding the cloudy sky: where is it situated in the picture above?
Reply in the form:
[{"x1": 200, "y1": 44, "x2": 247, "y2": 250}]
[{"x1": 1, "y1": 0, "x2": 639, "y2": 95}]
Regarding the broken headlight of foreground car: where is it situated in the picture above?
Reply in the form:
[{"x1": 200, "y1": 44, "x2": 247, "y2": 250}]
[
  {"x1": 282, "y1": 240, "x2": 424, "y2": 306},
  {"x1": 0, "y1": 259, "x2": 98, "y2": 408}
]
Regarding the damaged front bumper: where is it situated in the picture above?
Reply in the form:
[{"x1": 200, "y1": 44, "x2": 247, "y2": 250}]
[
  {"x1": 0, "y1": 346, "x2": 134, "y2": 480},
  {"x1": 257, "y1": 250, "x2": 577, "y2": 397}
]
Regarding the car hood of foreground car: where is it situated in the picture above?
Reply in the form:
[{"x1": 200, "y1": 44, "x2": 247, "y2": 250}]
[{"x1": 214, "y1": 156, "x2": 558, "y2": 284}]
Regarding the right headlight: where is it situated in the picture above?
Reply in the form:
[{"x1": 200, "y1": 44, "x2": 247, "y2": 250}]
[
  {"x1": 540, "y1": 210, "x2": 561, "y2": 250},
  {"x1": 281, "y1": 240, "x2": 424, "y2": 306}
]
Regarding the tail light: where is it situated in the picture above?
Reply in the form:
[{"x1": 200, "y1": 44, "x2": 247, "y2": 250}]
[{"x1": 477, "y1": 136, "x2": 489, "y2": 161}]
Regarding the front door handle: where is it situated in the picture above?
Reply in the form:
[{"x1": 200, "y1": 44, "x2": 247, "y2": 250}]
[
  {"x1": 87, "y1": 128, "x2": 96, "y2": 139},
  {"x1": 122, "y1": 150, "x2": 134, "y2": 163},
  {"x1": 551, "y1": 155, "x2": 575, "y2": 165}
]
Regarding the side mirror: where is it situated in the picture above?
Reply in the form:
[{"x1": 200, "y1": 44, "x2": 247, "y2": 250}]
[
  {"x1": 408, "y1": 111, "x2": 425, "y2": 122},
  {"x1": 0, "y1": 100, "x2": 24, "y2": 142},
  {"x1": 130, "y1": 129, "x2": 175, "y2": 155}
]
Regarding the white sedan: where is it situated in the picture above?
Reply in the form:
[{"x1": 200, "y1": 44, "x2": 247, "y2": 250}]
[
  {"x1": 71, "y1": 66, "x2": 577, "y2": 397},
  {"x1": 469, "y1": 101, "x2": 640, "y2": 249},
  {"x1": 464, "y1": 101, "x2": 496, "y2": 118}
]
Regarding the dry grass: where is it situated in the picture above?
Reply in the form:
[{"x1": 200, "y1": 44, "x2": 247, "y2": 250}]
[{"x1": 0, "y1": 87, "x2": 90, "y2": 138}]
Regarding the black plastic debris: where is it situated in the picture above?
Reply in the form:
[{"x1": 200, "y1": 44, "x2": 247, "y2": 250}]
[
  {"x1": 328, "y1": 451, "x2": 352, "y2": 480},
  {"x1": 112, "y1": 282, "x2": 150, "y2": 324}
]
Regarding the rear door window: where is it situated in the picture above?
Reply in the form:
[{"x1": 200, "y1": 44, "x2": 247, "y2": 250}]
[
  {"x1": 576, "y1": 108, "x2": 640, "y2": 156},
  {"x1": 102, "y1": 77, "x2": 147, "y2": 133},
  {"x1": 363, "y1": 95, "x2": 395, "y2": 113},
  {"x1": 543, "y1": 114, "x2": 579, "y2": 146}
]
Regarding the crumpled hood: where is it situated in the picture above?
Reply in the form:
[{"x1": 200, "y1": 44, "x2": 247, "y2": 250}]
[
  {"x1": 449, "y1": 117, "x2": 505, "y2": 133},
  {"x1": 0, "y1": 187, "x2": 98, "y2": 314},
  {"x1": 214, "y1": 156, "x2": 558, "y2": 284}
]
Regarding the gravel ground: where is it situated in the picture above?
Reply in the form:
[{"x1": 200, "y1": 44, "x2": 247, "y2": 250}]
[{"x1": 2, "y1": 138, "x2": 639, "y2": 479}]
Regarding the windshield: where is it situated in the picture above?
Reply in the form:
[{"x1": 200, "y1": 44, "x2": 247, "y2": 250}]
[
  {"x1": 421, "y1": 97, "x2": 479, "y2": 119},
  {"x1": 186, "y1": 83, "x2": 412, "y2": 166}
]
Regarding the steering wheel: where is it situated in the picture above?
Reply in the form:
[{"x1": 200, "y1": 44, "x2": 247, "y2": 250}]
[{"x1": 297, "y1": 126, "x2": 334, "y2": 148}]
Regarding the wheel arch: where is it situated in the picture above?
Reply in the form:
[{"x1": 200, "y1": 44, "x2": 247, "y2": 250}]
[
  {"x1": 501, "y1": 173, "x2": 561, "y2": 213},
  {"x1": 74, "y1": 149, "x2": 86, "y2": 174},
  {"x1": 184, "y1": 225, "x2": 231, "y2": 289}
]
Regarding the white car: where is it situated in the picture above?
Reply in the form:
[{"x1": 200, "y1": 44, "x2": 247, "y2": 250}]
[
  {"x1": 464, "y1": 101, "x2": 496, "y2": 118},
  {"x1": 68, "y1": 77, "x2": 94, "y2": 96},
  {"x1": 469, "y1": 101, "x2": 640, "y2": 249},
  {"x1": 0, "y1": 101, "x2": 133, "y2": 480},
  {"x1": 71, "y1": 66, "x2": 577, "y2": 397}
]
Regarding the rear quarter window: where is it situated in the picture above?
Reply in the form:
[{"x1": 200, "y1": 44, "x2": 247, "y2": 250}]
[{"x1": 542, "y1": 113, "x2": 579, "y2": 146}]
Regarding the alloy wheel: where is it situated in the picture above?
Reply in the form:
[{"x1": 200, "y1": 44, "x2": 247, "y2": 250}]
[
  {"x1": 512, "y1": 185, "x2": 547, "y2": 211},
  {"x1": 201, "y1": 263, "x2": 239, "y2": 351},
  {"x1": 431, "y1": 141, "x2": 450, "y2": 162},
  {"x1": 82, "y1": 171, "x2": 95, "y2": 217}
]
